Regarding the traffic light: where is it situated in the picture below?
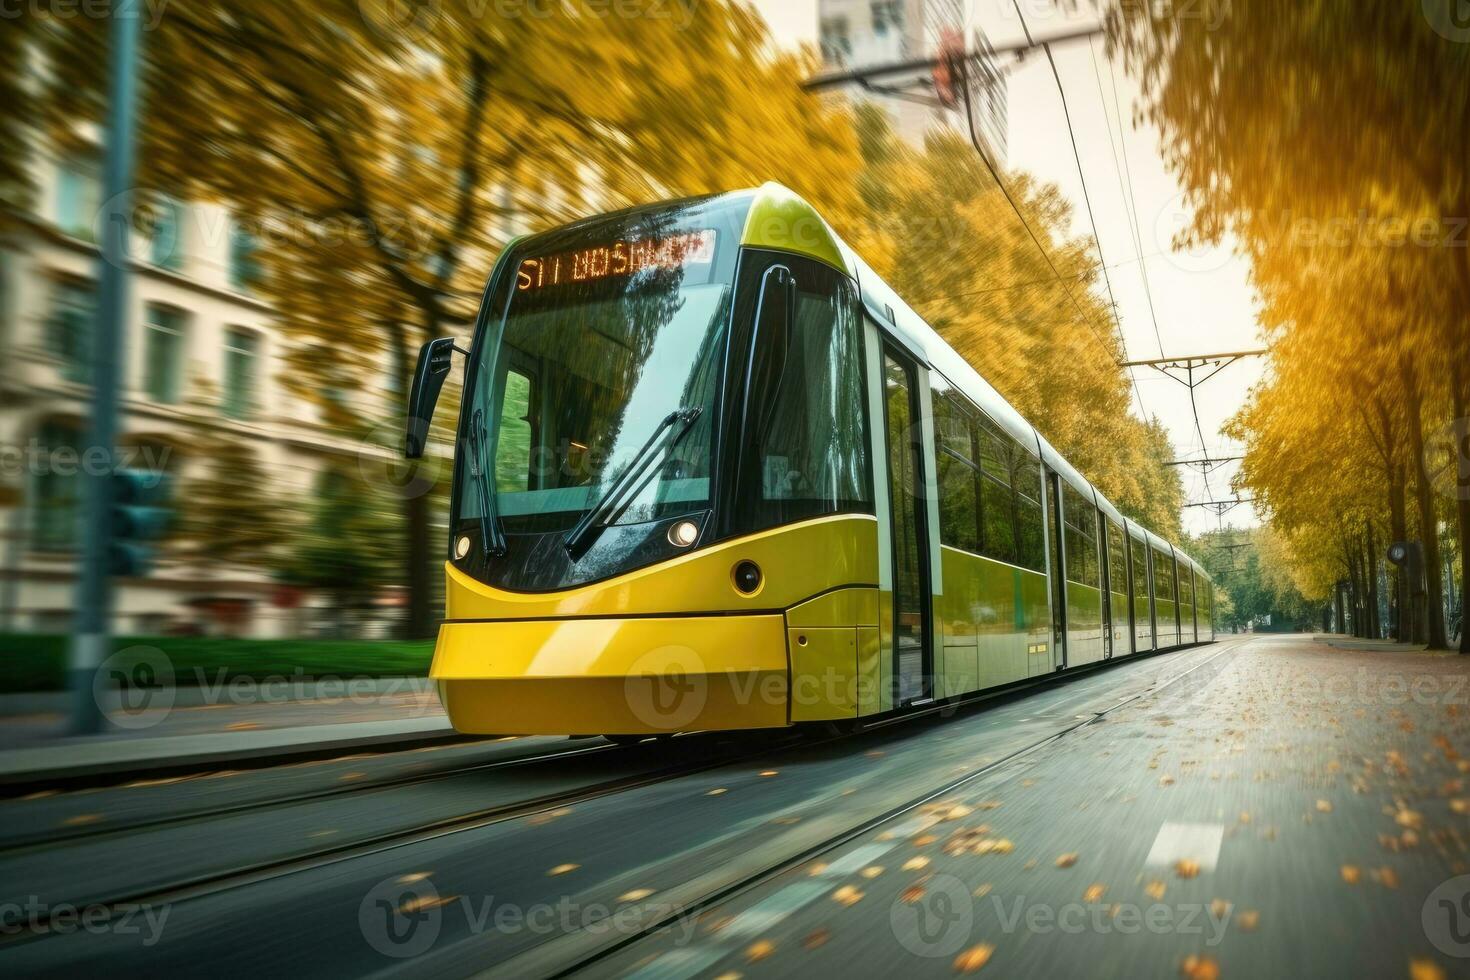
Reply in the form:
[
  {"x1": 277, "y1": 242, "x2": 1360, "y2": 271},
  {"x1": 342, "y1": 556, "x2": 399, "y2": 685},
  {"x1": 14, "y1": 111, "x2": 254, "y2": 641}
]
[{"x1": 110, "y1": 468, "x2": 173, "y2": 577}]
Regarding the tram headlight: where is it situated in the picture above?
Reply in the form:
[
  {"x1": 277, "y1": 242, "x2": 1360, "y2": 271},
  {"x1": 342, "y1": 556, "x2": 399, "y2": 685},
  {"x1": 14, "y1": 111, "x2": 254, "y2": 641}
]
[
  {"x1": 668, "y1": 520, "x2": 700, "y2": 548},
  {"x1": 455, "y1": 535, "x2": 472, "y2": 560}
]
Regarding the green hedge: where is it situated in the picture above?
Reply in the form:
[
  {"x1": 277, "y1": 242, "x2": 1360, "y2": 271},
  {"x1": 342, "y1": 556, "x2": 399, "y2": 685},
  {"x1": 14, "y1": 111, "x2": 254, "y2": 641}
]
[{"x1": 0, "y1": 634, "x2": 436, "y2": 693}]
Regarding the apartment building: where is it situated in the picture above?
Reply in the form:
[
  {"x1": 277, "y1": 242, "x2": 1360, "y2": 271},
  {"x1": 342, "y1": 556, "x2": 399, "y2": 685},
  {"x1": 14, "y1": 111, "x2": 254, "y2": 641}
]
[
  {"x1": 818, "y1": 0, "x2": 1007, "y2": 164},
  {"x1": 0, "y1": 136, "x2": 419, "y2": 638}
]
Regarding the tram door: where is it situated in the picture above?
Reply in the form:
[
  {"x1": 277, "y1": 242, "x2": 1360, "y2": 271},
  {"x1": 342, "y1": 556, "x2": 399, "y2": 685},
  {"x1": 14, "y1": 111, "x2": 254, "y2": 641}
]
[
  {"x1": 1045, "y1": 469, "x2": 1067, "y2": 670},
  {"x1": 882, "y1": 348, "x2": 933, "y2": 706}
]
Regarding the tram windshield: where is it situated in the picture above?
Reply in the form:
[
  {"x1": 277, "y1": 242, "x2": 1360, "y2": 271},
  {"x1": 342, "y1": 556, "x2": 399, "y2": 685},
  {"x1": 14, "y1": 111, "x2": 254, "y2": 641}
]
[{"x1": 454, "y1": 196, "x2": 745, "y2": 589}]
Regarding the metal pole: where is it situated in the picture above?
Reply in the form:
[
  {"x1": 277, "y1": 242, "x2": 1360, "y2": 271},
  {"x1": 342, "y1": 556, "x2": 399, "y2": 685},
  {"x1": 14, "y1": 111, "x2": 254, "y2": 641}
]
[{"x1": 68, "y1": 3, "x2": 142, "y2": 734}]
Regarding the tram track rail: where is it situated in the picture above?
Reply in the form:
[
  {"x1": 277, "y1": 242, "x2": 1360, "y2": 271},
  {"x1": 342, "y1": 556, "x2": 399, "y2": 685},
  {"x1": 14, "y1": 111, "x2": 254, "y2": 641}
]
[
  {"x1": 0, "y1": 738, "x2": 624, "y2": 854},
  {"x1": 3, "y1": 639, "x2": 1243, "y2": 954},
  {"x1": 523, "y1": 638, "x2": 1248, "y2": 979},
  {"x1": 0, "y1": 730, "x2": 812, "y2": 948}
]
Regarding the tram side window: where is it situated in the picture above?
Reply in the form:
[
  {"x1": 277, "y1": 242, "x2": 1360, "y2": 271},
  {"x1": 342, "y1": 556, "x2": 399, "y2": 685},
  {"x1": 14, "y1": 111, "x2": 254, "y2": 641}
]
[
  {"x1": 932, "y1": 389, "x2": 981, "y2": 554},
  {"x1": 1015, "y1": 454, "x2": 1046, "y2": 573},
  {"x1": 1106, "y1": 521, "x2": 1127, "y2": 596},
  {"x1": 1152, "y1": 548, "x2": 1176, "y2": 603},
  {"x1": 1180, "y1": 568, "x2": 1194, "y2": 614},
  {"x1": 1130, "y1": 538, "x2": 1149, "y2": 600},
  {"x1": 929, "y1": 378, "x2": 1045, "y2": 573},
  {"x1": 740, "y1": 262, "x2": 871, "y2": 529},
  {"x1": 494, "y1": 369, "x2": 534, "y2": 493},
  {"x1": 1062, "y1": 484, "x2": 1100, "y2": 589},
  {"x1": 976, "y1": 416, "x2": 1017, "y2": 566}
]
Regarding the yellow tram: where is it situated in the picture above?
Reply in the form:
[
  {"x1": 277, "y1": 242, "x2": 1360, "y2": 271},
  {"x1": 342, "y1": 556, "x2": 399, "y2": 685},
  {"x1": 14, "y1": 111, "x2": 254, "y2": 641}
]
[{"x1": 404, "y1": 184, "x2": 1215, "y2": 737}]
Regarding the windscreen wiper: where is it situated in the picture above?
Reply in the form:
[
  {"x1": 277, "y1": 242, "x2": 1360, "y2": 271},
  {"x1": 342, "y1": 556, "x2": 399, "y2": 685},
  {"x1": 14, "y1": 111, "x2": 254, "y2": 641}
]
[
  {"x1": 563, "y1": 406, "x2": 703, "y2": 561},
  {"x1": 467, "y1": 407, "x2": 508, "y2": 558}
]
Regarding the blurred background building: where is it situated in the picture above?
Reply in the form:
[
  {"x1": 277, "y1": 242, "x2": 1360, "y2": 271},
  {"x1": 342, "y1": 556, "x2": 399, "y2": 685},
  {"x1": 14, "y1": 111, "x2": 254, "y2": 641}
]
[
  {"x1": 818, "y1": 0, "x2": 1007, "y2": 164},
  {"x1": 0, "y1": 122, "x2": 423, "y2": 639}
]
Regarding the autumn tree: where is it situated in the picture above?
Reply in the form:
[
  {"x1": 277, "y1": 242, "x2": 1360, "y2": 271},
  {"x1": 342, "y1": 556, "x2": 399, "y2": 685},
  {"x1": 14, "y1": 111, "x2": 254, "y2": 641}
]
[
  {"x1": 1115, "y1": 0, "x2": 1468, "y2": 649},
  {"x1": 19, "y1": 0, "x2": 869, "y2": 636},
  {"x1": 855, "y1": 109, "x2": 1185, "y2": 537}
]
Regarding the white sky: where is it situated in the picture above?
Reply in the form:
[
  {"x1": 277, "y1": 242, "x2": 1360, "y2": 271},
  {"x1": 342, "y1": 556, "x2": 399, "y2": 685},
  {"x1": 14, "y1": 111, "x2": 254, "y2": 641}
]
[{"x1": 749, "y1": 0, "x2": 1263, "y2": 536}]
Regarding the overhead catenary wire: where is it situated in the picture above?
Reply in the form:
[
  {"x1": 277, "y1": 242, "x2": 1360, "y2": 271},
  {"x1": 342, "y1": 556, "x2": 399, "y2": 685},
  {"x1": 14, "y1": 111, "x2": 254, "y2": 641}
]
[
  {"x1": 1088, "y1": 34, "x2": 1230, "y2": 508},
  {"x1": 954, "y1": 52, "x2": 1144, "y2": 419},
  {"x1": 1000, "y1": 1, "x2": 1145, "y2": 420}
]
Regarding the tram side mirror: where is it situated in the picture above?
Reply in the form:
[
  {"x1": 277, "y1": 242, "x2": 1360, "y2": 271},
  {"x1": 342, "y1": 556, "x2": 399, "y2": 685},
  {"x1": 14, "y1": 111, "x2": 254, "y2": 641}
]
[
  {"x1": 743, "y1": 265, "x2": 796, "y2": 444},
  {"x1": 405, "y1": 337, "x2": 459, "y2": 459}
]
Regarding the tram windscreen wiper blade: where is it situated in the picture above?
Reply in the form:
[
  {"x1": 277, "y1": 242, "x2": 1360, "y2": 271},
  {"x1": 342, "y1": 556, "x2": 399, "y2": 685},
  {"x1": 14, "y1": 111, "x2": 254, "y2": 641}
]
[
  {"x1": 564, "y1": 406, "x2": 703, "y2": 561},
  {"x1": 467, "y1": 407, "x2": 508, "y2": 558}
]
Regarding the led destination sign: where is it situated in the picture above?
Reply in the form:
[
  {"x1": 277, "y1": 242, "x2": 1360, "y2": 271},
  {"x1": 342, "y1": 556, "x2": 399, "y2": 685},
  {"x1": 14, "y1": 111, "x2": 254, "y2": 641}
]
[{"x1": 515, "y1": 230, "x2": 716, "y2": 292}]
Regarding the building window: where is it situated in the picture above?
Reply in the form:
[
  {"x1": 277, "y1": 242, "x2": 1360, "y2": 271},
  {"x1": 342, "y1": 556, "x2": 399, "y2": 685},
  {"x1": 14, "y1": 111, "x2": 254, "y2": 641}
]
[
  {"x1": 143, "y1": 305, "x2": 187, "y2": 404},
  {"x1": 223, "y1": 327, "x2": 259, "y2": 420},
  {"x1": 229, "y1": 221, "x2": 263, "y2": 292},
  {"x1": 149, "y1": 196, "x2": 185, "y2": 271},
  {"x1": 56, "y1": 153, "x2": 101, "y2": 241},
  {"x1": 820, "y1": 16, "x2": 852, "y2": 61},
  {"x1": 871, "y1": 1, "x2": 902, "y2": 36},
  {"x1": 47, "y1": 278, "x2": 96, "y2": 383},
  {"x1": 31, "y1": 420, "x2": 84, "y2": 551}
]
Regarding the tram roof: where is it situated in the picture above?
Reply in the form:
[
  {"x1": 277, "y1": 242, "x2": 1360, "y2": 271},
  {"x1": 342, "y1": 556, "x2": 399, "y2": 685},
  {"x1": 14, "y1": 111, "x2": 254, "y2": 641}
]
[{"x1": 729, "y1": 184, "x2": 1200, "y2": 572}]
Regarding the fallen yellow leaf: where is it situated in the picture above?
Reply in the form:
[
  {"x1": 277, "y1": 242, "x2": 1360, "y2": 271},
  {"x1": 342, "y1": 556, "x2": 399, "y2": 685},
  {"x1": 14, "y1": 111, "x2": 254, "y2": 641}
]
[
  {"x1": 1409, "y1": 958, "x2": 1446, "y2": 980},
  {"x1": 953, "y1": 943, "x2": 995, "y2": 973},
  {"x1": 548, "y1": 863, "x2": 580, "y2": 876},
  {"x1": 1056, "y1": 853, "x2": 1079, "y2": 869},
  {"x1": 746, "y1": 940, "x2": 775, "y2": 962},
  {"x1": 1180, "y1": 954, "x2": 1220, "y2": 980}
]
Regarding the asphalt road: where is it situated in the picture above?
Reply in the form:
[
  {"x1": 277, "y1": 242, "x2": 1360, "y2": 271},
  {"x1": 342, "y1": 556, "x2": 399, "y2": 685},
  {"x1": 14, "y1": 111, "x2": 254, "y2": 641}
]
[{"x1": 3, "y1": 634, "x2": 1465, "y2": 979}]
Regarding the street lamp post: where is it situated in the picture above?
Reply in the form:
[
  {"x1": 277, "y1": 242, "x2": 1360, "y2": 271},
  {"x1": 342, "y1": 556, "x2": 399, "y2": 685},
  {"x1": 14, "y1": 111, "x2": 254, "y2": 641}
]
[{"x1": 68, "y1": 3, "x2": 142, "y2": 734}]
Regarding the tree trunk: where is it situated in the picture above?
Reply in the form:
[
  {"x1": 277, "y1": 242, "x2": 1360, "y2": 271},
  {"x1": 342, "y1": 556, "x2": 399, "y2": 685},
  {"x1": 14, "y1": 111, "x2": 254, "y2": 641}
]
[
  {"x1": 1352, "y1": 543, "x2": 1369, "y2": 638},
  {"x1": 1388, "y1": 463, "x2": 1410, "y2": 641},
  {"x1": 402, "y1": 311, "x2": 436, "y2": 640},
  {"x1": 1452, "y1": 359, "x2": 1470, "y2": 654},
  {"x1": 1365, "y1": 522, "x2": 1381, "y2": 639},
  {"x1": 1403, "y1": 356, "x2": 1449, "y2": 649},
  {"x1": 1342, "y1": 539, "x2": 1360, "y2": 637}
]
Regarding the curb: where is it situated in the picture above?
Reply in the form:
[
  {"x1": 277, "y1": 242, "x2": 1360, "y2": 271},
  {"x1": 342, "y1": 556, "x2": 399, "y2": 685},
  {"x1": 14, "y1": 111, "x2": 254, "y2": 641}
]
[{"x1": 0, "y1": 720, "x2": 477, "y2": 794}]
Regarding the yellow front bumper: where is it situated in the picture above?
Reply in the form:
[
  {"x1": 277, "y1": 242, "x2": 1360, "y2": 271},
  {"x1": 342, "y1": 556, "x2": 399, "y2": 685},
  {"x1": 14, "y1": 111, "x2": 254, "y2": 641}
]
[{"x1": 431, "y1": 614, "x2": 790, "y2": 735}]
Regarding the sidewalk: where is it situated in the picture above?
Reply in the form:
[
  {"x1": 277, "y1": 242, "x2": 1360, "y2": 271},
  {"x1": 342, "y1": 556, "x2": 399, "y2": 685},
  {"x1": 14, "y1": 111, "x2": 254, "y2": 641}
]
[
  {"x1": 1310, "y1": 633, "x2": 1452, "y2": 655},
  {"x1": 0, "y1": 677, "x2": 464, "y2": 788}
]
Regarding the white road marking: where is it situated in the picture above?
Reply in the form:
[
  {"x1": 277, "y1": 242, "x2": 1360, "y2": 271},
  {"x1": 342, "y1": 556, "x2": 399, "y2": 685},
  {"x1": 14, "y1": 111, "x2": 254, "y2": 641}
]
[{"x1": 1144, "y1": 821, "x2": 1225, "y2": 872}]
